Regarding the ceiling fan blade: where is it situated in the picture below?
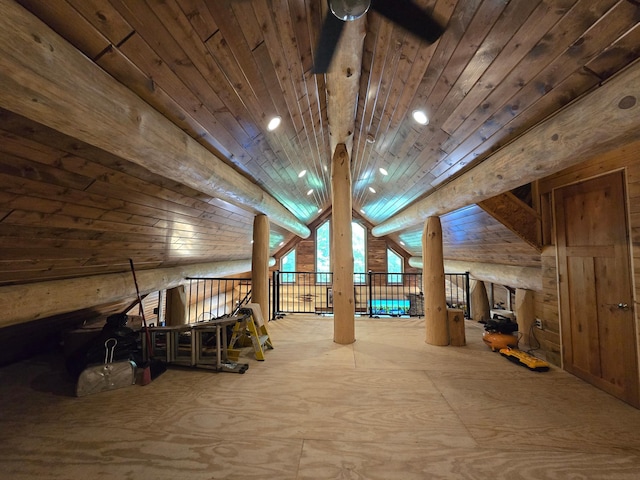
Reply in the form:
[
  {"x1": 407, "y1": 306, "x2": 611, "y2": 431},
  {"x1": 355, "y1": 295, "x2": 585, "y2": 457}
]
[
  {"x1": 312, "y1": 10, "x2": 345, "y2": 74},
  {"x1": 371, "y1": 0, "x2": 444, "y2": 44}
]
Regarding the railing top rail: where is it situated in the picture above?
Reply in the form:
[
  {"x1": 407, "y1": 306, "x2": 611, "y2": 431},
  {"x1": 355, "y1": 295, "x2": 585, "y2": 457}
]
[
  {"x1": 275, "y1": 271, "x2": 466, "y2": 275},
  {"x1": 186, "y1": 277, "x2": 252, "y2": 281}
]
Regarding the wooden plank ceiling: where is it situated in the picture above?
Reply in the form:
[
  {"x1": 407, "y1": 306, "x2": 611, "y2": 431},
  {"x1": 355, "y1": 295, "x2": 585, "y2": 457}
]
[{"x1": 1, "y1": 0, "x2": 639, "y2": 286}]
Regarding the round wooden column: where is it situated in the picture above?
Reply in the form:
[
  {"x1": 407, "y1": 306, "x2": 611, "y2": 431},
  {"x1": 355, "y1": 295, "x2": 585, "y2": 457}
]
[
  {"x1": 470, "y1": 279, "x2": 491, "y2": 322},
  {"x1": 331, "y1": 144, "x2": 355, "y2": 344},
  {"x1": 422, "y1": 216, "x2": 449, "y2": 345},
  {"x1": 166, "y1": 285, "x2": 187, "y2": 325},
  {"x1": 252, "y1": 214, "x2": 270, "y2": 320},
  {"x1": 515, "y1": 288, "x2": 535, "y2": 344}
]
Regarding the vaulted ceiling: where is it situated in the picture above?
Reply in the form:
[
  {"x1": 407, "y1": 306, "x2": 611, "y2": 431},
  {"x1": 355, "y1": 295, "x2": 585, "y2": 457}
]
[{"x1": 1, "y1": 0, "x2": 639, "y2": 287}]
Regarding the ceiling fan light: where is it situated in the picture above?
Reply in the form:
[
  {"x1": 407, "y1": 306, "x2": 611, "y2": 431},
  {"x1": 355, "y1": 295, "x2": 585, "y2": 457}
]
[
  {"x1": 412, "y1": 110, "x2": 429, "y2": 125},
  {"x1": 267, "y1": 116, "x2": 281, "y2": 131},
  {"x1": 330, "y1": 0, "x2": 370, "y2": 21}
]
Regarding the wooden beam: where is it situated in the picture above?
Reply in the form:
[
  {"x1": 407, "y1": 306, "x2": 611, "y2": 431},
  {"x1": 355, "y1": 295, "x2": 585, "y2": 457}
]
[
  {"x1": 326, "y1": 17, "x2": 366, "y2": 158},
  {"x1": 372, "y1": 60, "x2": 640, "y2": 236},
  {"x1": 478, "y1": 192, "x2": 542, "y2": 251},
  {"x1": 409, "y1": 257, "x2": 542, "y2": 291},
  {"x1": 0, "y1": 259, "x2": 251, "y2": 328},
  {"x1": 0, "y1": 0, "x2": 310, "y2": 239}
]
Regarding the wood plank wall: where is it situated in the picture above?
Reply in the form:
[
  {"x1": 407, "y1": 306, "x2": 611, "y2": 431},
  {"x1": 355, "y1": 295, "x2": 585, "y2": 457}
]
[{"x1": 536, "y1": 139, "x2": 640, "y2": 366}]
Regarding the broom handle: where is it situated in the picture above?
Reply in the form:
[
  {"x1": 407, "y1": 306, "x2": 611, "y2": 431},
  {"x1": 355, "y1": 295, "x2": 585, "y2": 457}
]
[{"x1": 129, "y1": 258, "x2": 155, "y2": 359}]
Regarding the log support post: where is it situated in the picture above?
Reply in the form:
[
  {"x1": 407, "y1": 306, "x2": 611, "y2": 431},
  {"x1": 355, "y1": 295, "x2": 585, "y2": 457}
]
[
  {"x1": 423, "y1": 216, "x2": 449, "y2": 345},
  {"x1": 331, "y1": 144, "x2": 355, "y2": 344},
  {"x1": 470, "y1": 279, "x2": 491, "y2": 322},
  {"x1": 252, "y1": 214, "x2": 270, "y2": 320},
  {"x1": 166, "y1": 285, "x2": 187, "y2": 326},
  {"x1": 515, "y1": 288, "x2": 535, "y2": 345}
]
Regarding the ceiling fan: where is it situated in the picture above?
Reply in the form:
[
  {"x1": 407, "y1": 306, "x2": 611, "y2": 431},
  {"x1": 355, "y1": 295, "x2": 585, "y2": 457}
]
[{"x1": 313, "y1": 0, "x2": 445, "y2": 73}]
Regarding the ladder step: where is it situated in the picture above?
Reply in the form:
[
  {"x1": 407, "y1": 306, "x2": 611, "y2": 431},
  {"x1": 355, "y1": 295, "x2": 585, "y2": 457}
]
[{"x1": 229, "y1": 308, "x2": 273, "y2": 360}]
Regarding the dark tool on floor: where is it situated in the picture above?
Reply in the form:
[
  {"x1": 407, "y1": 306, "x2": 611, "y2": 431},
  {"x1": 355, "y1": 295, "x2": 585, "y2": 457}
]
[
  {"x1": 76, "y1": 338, "x2": 136, "y2": 397},
  {"x1": 313, "y1": 0, "x2": 445, "y2": 73},
  {"x1": 129, "y1": 258, "x2": 167, "y2": 384}
]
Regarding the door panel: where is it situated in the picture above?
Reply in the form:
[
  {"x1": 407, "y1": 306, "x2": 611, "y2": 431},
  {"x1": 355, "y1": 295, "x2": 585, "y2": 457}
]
[
  {"x1": 555, "y1": 171, "x2": 639, "y2": 407},
  {"x1": 566, "y1": 256, "x2": 599, "y2": 375}
]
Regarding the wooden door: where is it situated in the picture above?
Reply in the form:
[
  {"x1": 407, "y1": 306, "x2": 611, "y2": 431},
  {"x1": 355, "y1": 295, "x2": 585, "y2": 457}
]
[{"x1": 555, "y1": 171, "x2": 639, "y2": 407}]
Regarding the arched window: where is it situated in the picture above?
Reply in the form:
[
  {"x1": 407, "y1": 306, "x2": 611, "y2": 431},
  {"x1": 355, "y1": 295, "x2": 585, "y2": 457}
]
[
  {"x1": 316, "y1": 220, "x2": 331, "y2": 283},
  {"x1": 315, "y1": 219, "x2": 367, "y2": 283},
  {"x1": 387, "y1": 248, "x2": 403, "y2": 284},
  {"x1": 280, "y1": 249, "x2": 296, "y2": 283},
  {"x1": 352, "y1": 222, "x2": 366, "y2": 284}
]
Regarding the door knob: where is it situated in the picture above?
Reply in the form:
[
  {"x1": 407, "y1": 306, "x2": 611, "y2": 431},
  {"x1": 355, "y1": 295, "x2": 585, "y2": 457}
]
[{"x1": 618, "y1": 303, "x2": 629, "y2": 310}]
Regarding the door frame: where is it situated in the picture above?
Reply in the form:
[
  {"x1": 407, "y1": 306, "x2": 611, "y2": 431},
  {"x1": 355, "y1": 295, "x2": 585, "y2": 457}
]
[{"x1": 553, "y1": 168, "x2": 640, "y2": 406}]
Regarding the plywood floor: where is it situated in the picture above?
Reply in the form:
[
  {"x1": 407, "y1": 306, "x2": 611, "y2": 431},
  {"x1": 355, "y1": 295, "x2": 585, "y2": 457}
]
[{"x1": 2, "y1": 315, "x2": 640, "y2": 479}]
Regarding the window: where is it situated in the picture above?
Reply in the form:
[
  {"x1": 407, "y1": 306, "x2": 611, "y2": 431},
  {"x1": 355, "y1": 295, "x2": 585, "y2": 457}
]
[
  {"x1": 352, "y1": 222, "x2": 366, "y2": 284},
  {"x1": 316, "y1": 220, "x2": 331, "y2": 283},
  {"x1": 280, "y1": 249, "x2": 296, "y2": 283},
  {"x1": 315, "y1": 219, "x2": 367, "y2": 283},
  {"x1": 387, "y1": 248, "x2": 403, "y2": 284}
]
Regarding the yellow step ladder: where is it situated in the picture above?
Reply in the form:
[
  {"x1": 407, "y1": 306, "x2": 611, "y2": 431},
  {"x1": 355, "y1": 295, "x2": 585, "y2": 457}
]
[{"x1": 229, "y1": 303, "x2": 273, "y2": 361}]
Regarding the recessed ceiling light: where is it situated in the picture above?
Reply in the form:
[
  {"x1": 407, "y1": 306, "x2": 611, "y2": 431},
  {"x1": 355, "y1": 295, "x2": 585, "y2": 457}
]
[
  {"x1": 366, "y1": 134, "x2": 375, "y2": 144},
  {"x1": 412, "y1": 109, "x2": 429, "y2": 125},
  {"x1": 360, "y1": 209, "x2": 365, "y2": 214},
  {"x1": 298, "y1": 169, "x2": 307, "y2": 178},
  {"x1": 368, "y1": 186, "x2": 376, "y2": 193},
  {"x1": 279, "y1": 241, "x2": 284, "y2": 246},
  {"x1": 267, "y1": 116, "x2": 281, "y2": 131},
  {"x1": 400, "y1": 241, "x2": 405, "y2": 246},
  {"x1": 307, "y1": 189, "x2": 314, "y2": 196},
  {"x1": 379, "y1": 167, "x2": 388, "y2": 176},
  {"x1": 318, "y1": 208, "x2": 323, "y2": 213}
]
